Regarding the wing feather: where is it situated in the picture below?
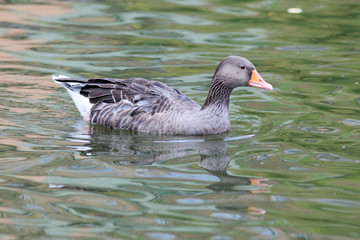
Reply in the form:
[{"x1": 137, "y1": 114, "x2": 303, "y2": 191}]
[{"x1": 54, "y1": 77, "x2": 200, "y2": 131}]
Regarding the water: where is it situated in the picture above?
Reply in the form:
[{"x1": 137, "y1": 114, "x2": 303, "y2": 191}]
[{"x1": 0, "y1": 0, "x2": 359, "y2": 239}]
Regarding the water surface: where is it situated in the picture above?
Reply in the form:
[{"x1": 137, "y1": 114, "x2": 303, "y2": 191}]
[{"x1": 0, "y1": 0, "x2": 359, "y2": 239}]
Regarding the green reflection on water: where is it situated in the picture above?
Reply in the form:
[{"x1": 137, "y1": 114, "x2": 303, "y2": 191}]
[{"x1": 0, "y1": 0, "x2": 359, "y2": 239}]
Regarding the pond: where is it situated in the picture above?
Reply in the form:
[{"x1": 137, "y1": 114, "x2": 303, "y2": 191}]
[{"x1": 0, "y1": 0, "x2": 359, "y2": 239}]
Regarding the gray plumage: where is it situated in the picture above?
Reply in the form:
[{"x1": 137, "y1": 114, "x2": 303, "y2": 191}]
[{"x1": 53, "y1": 56, "x2": 272, "y2": 135}]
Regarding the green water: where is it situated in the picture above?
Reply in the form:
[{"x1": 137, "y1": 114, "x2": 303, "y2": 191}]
[{"x1": 0, "y1": 0, "x2": 359, "y2": 239}]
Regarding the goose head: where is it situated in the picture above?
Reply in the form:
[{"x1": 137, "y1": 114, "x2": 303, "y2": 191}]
[{"x1": 213, "y1": 56, "x2": 273, "y2": 91}]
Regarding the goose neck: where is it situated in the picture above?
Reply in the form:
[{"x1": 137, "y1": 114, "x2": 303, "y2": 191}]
[{"x1": 201, "y1": 80, "x2": 233, "y2": 111}]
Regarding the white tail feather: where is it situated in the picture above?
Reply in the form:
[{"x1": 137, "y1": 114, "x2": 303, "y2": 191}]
[{"x1": 52, "y1": 75, "x2": 93, "y2": 121}]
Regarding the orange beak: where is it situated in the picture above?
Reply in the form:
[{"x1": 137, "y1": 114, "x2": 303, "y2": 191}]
[{"x1": 249, "y1": 70, "x2": 273, "y2": 91}]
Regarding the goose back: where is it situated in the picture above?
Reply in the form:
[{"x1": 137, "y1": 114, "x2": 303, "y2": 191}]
[{"x1": 55, "y1": 77, "x2": 204, "y2": 134}]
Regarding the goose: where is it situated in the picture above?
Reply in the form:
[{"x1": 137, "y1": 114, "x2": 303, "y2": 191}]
[{"x1": 53, "y1": 56, "x2": 272, "y2": 135}]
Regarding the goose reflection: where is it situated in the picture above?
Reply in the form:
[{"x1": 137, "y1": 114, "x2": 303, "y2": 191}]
[{"x1": 69, "y1": 121, "x2": 268, "y2": 193}]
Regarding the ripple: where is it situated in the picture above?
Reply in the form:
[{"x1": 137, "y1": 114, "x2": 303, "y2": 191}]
[
  {"x1": 317, "y1": 153, "x2": 359, "y2": 163},
  {"x1": 176, "y1": 198, "x2": 205, "y2": 205},
  {"x1": 210, "y1": 236, "x2": 233, "y2": 240},
  {"x1": 275, "y1": 45, "x2": 328, "y2": 51},
  {"x1": 342, "y1": 118, "x2": 360, "y2": 126},
  {"x1": 299, "y1": 126, "x2": 339, "y2": 133},
  {"x1": 146, "y1": 232, "x2": 176, "y2": 240},
  {"x1": 213, "y1": 7, "x2": 258, "y2": 16},
  {"x1": 137, "y1": 170, "x2": 219, "y2": 182},
  {"x1": 210, "y1": 212, "x2": 243, "y2": 220},
  {"x1": 154, "y1": 138, "x2": 205, "y2": 143},
  {"x1": 163, "y1": 0, "x2": 207, "y2": 5},
  {"x1": 284, "y1": 148, "x2": 304, "y2": 154},
  {"x1": 119, "y1": 12, "x2": 214, "y2": 26},
  {"x1": 224, "y1": 134, "x2": 255, "y2": 141}
]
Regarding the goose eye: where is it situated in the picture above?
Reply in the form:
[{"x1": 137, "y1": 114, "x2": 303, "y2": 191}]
[{"x1": 240, "y1": 66, "x2": 245, "y2": 70}]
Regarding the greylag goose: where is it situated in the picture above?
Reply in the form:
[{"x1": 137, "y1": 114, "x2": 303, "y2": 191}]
[{"x1": 53, "y1": 56, "x2": 272, "y2": 135}]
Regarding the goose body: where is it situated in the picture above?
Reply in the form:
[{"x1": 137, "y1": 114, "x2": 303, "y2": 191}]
[{"x1": 53, "y1": 56, "x2": 272, "y2": 135}]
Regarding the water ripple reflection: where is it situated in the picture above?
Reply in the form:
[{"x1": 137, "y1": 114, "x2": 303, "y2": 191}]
[{"x1": 1, "y1": 0, "x2": 360, "y2": 238}]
